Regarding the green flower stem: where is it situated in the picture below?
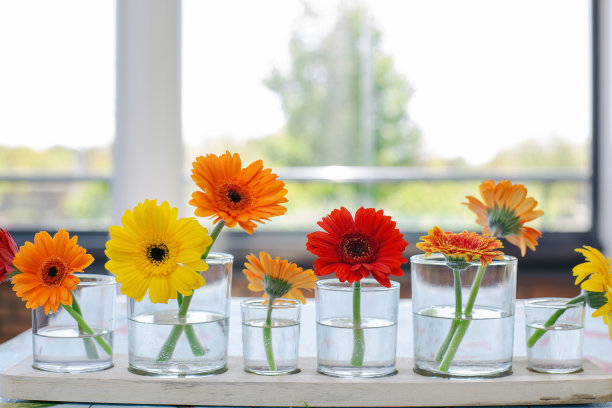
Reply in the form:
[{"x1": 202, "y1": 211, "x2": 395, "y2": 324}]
[
  {"x1": 439, "y1": 263, "x2": 487, "y2": 372},
  {"x1": 350, "y1": 281, "x2": 365, "y2": 367},
  {"x1": 62, "y1": 304, "x2": 112, "y2": 356},
  {"x1": 175, "y1": 291, "x2": 206, "y2": 356},
  {"x1": 527, "y1": 294, "x2": 585, "y2": 348},
  {"x1": 435, "y1": 268, "x2": 463, "y2": 362},
  {"x1": 263, "y1": 298, "x2": 277, "y2": 371},
  {"x1": 157, "y1": 221, "x2": 225, "y2": 362},
  {"x1": 71, "y1": 297, "x2": 100, "y2": 360}
]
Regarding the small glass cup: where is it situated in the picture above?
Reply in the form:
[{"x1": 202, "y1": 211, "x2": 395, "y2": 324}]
[
  {"x1": 241, "y1": 298, "x2": 301, "y2": 375},
  {"x1": 525, "y1": 297, "x2": 585, "y2": 374},
  {"x1": 32, "y1": 274, "x2": 116, "y2": 373}
]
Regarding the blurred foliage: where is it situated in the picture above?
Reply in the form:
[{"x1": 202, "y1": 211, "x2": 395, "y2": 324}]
[
  {"x1": 255, "y1": 3, "x2": 421, "y2": 166},
  {"x1": 0, "y1": 146, "x2": 111, "y2": 175},
  {"x1": 0, "y1": 5, "x2": 591, "y2": 232},
  {"x1": 484, "y1": 135, "x2": 588, "y2": 171}
]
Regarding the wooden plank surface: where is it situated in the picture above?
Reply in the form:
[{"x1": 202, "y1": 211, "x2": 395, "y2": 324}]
[{"x1": 2, "y1": 355, "x2": 611, "y2": 407}]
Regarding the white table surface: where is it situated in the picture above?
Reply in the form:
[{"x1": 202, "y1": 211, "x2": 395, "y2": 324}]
[{"x1": 1, "y1": 297, "x2": 611, "y2": 408}]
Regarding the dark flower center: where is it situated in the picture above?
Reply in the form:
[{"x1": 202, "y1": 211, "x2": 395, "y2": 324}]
[
  {"x1": 147, "y1": 243, "x2": 169, "y2": 264},
  {"x1": 338, "y1": 232, "x2": 377, "y2": 264},
  {"x1": 48, "y1": 266, "x2": 58, "y2": 278},
  {"x1": 39, "y1": 256, "x2": 68, "y2": 287},
  {"x1": 218, "y1": 182, "x2": 253, "y2": 212},
  {"x1": 227, "y1": 189, "x2": 243, "y2": 204}
]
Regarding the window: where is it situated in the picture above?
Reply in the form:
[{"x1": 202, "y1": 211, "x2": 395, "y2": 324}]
[
  {"x1": 0, "y1": 0, "x2": 598, "y2": 278},
  {"x1": 0, "y1": 0, "x2": 114, "y2": 233},
  {"x1": 182, "y1": 0, "x2": 595, "y2": 272}
]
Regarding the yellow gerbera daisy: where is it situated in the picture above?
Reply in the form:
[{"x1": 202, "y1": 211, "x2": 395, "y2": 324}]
[
  {"x1": 105, "y1": 199, "x2": 212, "y2": 303},
  {"x1": 573, "y1": 246, "x2": 612, "y2": 339},
  {"x1": 243, "y1": 252, "x2": 316, "y2": 303}
]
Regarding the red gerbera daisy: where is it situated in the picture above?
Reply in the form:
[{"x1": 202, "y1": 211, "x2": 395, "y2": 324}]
[{"x1": 306, "y1": 207, "x2": 409, "y2": 287}]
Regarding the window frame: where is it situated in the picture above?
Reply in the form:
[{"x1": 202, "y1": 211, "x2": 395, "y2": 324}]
[{"x1": 2, "y1": 0, "x2": 603, "y2": 274}]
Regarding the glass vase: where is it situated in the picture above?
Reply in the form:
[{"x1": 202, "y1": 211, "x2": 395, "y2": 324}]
[
  {"x1": 411, "y1": 254, "x2": 517, "y2": 378},
  {"x1": 525, "y1": 297, "x2": 585, "y2": 374},
  {"x1": 128, "y1": 252, "x2": 232, "y2": 376},
  {"x1": 32, "y1": 274, "x2": 116, "y2": 373},
  {"x1": 241, "y1": 298, "x2": 301, "y2": 375},
  {"x1": 315, "y1": 278, "x2": 399, "y2": 378}
]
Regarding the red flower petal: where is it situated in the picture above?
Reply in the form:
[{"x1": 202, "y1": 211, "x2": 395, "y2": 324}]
[{"x1": 306, "y1": 207, "x2": 408, "y2": 285}]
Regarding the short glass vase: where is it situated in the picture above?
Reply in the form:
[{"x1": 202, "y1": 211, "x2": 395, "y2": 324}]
[
  {"x1": 315, "y1": 278, "x2": 400, "y2": 378},
  {"x1": 411, "y1": 254, "x2": 517, "y2": 378},
  {"x1": 128, "y1": 252, "x2": 233, "y2": 377},
  {"x1": 241, "y1": 298, "x2": 301, "y2": 375},
  {"x1": 32, "y1": 273, "x2": 116, "y2": 373},
  {"x1": 525, "y1": 297, "x2": 585, "y2": 374}
]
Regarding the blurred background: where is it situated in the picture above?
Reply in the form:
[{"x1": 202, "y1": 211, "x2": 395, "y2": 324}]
[{"x1": 1, "y1": 0, "x2": 609, "y2": 342}]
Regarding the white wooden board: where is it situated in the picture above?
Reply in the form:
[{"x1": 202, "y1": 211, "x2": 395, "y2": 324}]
[{"x1": 1, "y1": 355, "x2": 611, "y2": 407}]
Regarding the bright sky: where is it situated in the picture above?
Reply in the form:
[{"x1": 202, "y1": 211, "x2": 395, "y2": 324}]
[{"x1": 0, "y1": 0, "x2": 590, "y2": 166}]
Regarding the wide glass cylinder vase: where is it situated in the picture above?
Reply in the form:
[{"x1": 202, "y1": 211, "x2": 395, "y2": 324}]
[
  {"x1": 411, "y1": 254, "x2": 517, "y2": 378},
  {"x1": 525, "y1": 297, "x2": 585, "y2": 374},
  {"x1": 32, "y1": 274, "x2": 116, "y2": 373},
  {"x1": 128, "y1": 252, "x2": 232, "y2": 376},
  {"x1": 241, "y1": 298, "x2": 301, "y2": 375},
  {"x1": 316, "y1": 279, "x2": 400, "y2": 378}
]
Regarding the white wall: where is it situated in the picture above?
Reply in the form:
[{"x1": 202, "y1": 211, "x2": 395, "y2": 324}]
[
  {"x1": 598, "y1": 0, "x2": 612, "y2": 253},
  {"x1": 113, "y1": 0, "x2": 184, "y2": 222}
]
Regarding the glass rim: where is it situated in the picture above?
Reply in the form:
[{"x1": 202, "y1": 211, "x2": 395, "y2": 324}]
[
  {"x1": 77, "y1": 273, "x2": 116, "y2": 286},
  {"x1": 240, "y1": 297, "x2": 302, "y2": 309},
  {"x1": 410, "y1": 253, "x2": 517, "y2": 266},
  {"x1": 315, "y1": 278, "x2": 400, "y2": 291},
  {"x1": 525, "y1": 297, "x2": 585, "y2": 310},
  {"x1": 205, "y1": 252, "x2": 233, "y2": 264}
]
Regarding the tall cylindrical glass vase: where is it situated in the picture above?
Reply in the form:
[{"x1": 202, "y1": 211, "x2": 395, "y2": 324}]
[
  {"x1": 128, "y1": 252, "x2": 232, "y2": 376},
  {"x1": 411, "y1": 254, "x2": 517, "y2": 378}
]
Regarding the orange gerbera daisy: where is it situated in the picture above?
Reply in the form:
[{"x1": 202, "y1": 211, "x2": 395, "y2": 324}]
[
  {"x1": 306, "y1": 207, "x2": 409, "y2": 287},
  {"x1": 12, "y1": 229, "x2": 94, "y2": 314},
  {"x1": 189, "y1": 151, "x2": 288, "y2": 234},
  {"x1": 243, "y1": 252, "x2": 316, "y2": 303},
  {"x1": 465, "y1": 179, "x2": 544, "y2": 256},
  {"x1": 416, "y1": 226, "x2": 504, "y2": 268}
]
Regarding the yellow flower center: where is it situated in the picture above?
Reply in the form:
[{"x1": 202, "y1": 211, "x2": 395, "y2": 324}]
[{"x1": 39, "y1": 256, "x2": 68, "y2": 288}]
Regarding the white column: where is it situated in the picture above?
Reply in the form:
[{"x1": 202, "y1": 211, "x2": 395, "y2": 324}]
[
  {"x1": 114, "y1": 0, "x2": 183, "y2": 223},
  {"x1": 598, "y1": 0, "x2": 612, "y2": 252}
]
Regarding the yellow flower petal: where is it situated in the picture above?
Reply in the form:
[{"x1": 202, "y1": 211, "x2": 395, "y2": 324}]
[{"x1": 106, "y1": 199, "x2": 210, "y2": 303}]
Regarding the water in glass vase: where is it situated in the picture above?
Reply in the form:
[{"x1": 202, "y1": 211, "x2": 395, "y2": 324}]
[
  {"x1": 526, "y1": 322, "x2": 583, "y2": 373},
  {"x1": 317, "y1": 317, "x2": 397, "y2": 377},
  {"x1": 33, "y1": 326, "x2": 113, "y2": 373},
  {"x1": 242, "y1": 318, "x2": 300, "y2": 375},
  {"x1": 413, "y1": 305, "x2": 514, "y2": 378},
  {"x1": 128, "y1": 310, "x2": 228, "y2": 376}
]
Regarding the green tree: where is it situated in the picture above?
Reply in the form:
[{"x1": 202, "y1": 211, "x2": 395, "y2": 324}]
[{"x1": 257, "y1": 3, "x2": 421, "y2": 166}]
